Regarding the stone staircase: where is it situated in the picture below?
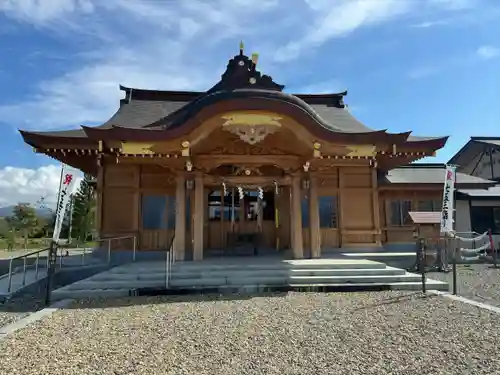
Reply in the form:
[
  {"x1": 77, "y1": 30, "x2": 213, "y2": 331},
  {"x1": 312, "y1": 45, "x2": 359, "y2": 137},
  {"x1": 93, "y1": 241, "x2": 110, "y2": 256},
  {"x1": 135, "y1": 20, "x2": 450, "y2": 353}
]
[{"x1": 51, "y1": 257, "x2": 449, "y2": 300}]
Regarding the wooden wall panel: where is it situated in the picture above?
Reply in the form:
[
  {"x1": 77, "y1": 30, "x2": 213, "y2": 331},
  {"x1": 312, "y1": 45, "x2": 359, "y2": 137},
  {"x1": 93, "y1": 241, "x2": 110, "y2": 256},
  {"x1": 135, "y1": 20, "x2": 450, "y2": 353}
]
[
  {"x1": 208, "y1": 222, "x2": 224, "y2": 249},
  {"x1": 277, "y1": 187, "x2": 291, "y2": 249},
  {"x1": 100, "y1": 164, "x2": 140, "y2": 250},
  {"x1": 321, "y1": 229, "x2": 339, "y2": 248},
  {"x1": 342, "y1": 190, "x2": 374, "y2": 228},
  {"x1": 336, "y1": 167, "x2": 378, "y2": 247},
  {"x1": 140, "y1": 166, "x2": 175, "y2": 189},
  {"x1": 318, "y1": 175, "x2": 338, "y2": 190},
  {"x1": 102, "y1": 188, "x2": 138, "y2": 233},
  {"x1": 140, "y1": 229, "x2": 175, "y2": 250},
  {"x1": 386, "y1": 228, "x2": 414, "y2": 243},
  {"x1": 343, "y1": 172, "x2": 372, "y2": 188},
  {"x1": 419, "y1": 225, "x2": 440, "y2": 239},
  {"x1": 104, "y1": 165, "x2": 139, "y2": 188}
]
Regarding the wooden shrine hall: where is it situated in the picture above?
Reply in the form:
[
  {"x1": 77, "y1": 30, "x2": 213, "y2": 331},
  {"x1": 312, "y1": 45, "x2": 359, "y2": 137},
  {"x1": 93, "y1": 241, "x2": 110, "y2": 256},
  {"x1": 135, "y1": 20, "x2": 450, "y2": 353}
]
[{"x1": 21, "y1": 44, "x2": 486, "y2": 261}]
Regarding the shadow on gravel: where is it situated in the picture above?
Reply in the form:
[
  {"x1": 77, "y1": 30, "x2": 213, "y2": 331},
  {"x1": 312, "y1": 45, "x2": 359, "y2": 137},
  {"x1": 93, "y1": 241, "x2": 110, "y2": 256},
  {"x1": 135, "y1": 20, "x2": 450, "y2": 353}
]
[
  {"x1": 0, "y1": 292, "x2": 45, "y2": 315},
  {"x1": 55, "y1": 283, "x2": 398, "y2": 310},
  {"x1": 62, "y1": 291, "x2": 292, "y2": 310}
]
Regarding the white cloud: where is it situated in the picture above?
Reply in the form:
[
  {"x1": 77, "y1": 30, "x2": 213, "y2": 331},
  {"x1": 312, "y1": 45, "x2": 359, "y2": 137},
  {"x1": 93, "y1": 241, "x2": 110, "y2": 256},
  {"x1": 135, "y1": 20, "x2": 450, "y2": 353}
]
[
  {"x1": 0, "y1": 165, "x2": 82, "y2": 207},
  {"x1": 0, "y1": 0, "x2": 282, "y2": 129},
  {"x1": 274, "y1": 0, "x2": 415, "y2": 61},
  {"x1": 0, "y1": 0, "x2": 490, "y2": 206},
  {"x1": 0, "y1": 0, "x2": 488, "y2": 130},
  {"x1": 0, "y1": 0, "x2": 94, "y2": 24},
  {"x1": 476, "y1": 45, "x2": 500, "y2": 60},
  {"x1": 411, "y1": 19, "x2": 452, "y2": 28}
]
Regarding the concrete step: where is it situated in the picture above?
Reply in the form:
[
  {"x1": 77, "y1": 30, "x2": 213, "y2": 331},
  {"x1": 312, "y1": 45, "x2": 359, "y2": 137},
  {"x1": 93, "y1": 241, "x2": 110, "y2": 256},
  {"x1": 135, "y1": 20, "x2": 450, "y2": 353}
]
[
  {"x1": 169, "y1": 272, "x2": 423, "y2": 288},
  {"x1": 49, "y1": 258, "x2": 450, "y2": 301},
  {"x1": 288, "y1": 273, "x2": 423, "y2": 284},
  {"x1": 86, "y1": 266, "x2": 407, "y2": 283},
  {"x1": 111, "y1": 259, "x2": 388, "y2": 274},
  {"x1": 169, "y1": 266, "x2": 407, "y2": 279},
  {"x1": 62, "y1": 279, "x2": 164, "y2": 290},
  {"x1": 50, "y1": 280, "x2": 449, "y2": 301}
]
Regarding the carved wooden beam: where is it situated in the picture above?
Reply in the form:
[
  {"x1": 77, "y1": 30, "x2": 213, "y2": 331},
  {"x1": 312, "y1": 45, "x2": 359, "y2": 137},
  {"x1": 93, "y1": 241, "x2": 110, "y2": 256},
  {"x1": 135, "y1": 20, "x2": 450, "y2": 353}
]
[
  {"x1": 194, "y1": 154, "x2": 302, "y2": 170},
  {"x1": 203, "y1": 175, "x2": 292, "y2": 186}
]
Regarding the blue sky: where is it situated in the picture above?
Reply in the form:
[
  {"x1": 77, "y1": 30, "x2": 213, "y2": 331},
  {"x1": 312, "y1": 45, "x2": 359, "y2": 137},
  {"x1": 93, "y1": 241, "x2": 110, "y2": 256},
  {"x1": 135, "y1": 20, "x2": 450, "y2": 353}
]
[{"x1": 0, "y1": 0, "x2": 499, "y2": 205}]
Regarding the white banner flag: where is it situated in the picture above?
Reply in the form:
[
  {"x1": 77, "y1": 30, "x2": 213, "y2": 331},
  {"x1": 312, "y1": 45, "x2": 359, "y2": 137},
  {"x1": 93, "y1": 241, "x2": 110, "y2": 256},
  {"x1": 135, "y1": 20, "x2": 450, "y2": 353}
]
[
  {"x1": 440, "y1": 165, "x2": 456, "y2": 234},
  {"x1": 52, "y1": 165, "x2": 78, "y2": 243}
]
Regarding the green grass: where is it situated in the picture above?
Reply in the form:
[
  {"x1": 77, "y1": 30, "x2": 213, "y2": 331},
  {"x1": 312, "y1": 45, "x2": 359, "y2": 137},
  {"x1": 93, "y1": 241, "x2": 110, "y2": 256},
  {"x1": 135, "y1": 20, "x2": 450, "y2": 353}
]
[
  {"x1": 0, "y1": 237, "x2": 50, "y2": 250},
  {"x1": 0, "y1": 238, "x2": 97, "y2": 253},
  {"x1": 0, "y1": 217, "x2": 7, "y2": 235},
  {"x1": 0, "y1": 238, "x2": 98, "y2": 258}
]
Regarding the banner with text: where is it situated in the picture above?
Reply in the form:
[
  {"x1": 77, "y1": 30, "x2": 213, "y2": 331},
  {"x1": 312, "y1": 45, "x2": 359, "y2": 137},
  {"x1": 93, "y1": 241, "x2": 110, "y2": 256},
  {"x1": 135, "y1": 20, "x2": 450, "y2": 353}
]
[
  {"x1": 440, "y1": 164, "x2": 456, "y2": 235},
  {"x1": 52, "y1": 165, "x2": 78, "y2": 243}
]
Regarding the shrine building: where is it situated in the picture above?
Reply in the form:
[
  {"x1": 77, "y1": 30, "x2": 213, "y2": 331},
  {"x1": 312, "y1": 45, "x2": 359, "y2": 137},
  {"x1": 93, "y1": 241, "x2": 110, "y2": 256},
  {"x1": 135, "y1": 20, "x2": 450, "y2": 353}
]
[{"x1": 19, "y1": 45, "x2": 495, "y2": 260}]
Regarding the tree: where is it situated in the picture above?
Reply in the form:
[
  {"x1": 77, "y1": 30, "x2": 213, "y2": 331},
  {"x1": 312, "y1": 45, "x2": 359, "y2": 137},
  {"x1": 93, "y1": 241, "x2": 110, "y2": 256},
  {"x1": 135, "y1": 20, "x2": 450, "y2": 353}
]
[
  {"x1": 5, "y1": 203, "x2": 39, "y2": 249},
  {"x1": 71, "y1": 174, "x2": 96, "y2": 242}
]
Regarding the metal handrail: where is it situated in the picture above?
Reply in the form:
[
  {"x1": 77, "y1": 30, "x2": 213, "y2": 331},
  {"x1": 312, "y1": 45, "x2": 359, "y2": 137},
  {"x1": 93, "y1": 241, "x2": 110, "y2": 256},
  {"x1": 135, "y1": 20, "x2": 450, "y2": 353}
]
[
  {"x1": 3, "y1": 235, "x2": 137, "y2": 295},
  {"x1": 94, "y1": 235, "x2": 137, "y2": 264},
  {"x1": 5, "y1": 247, "x2": 50, "y2": 294}
]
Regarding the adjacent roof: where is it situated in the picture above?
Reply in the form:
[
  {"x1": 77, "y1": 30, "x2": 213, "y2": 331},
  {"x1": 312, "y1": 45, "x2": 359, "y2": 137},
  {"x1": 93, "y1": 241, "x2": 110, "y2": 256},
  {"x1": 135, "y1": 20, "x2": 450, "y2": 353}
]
[
  {"x1": 408, "y1": 211, "x2": 441, "y2": 225},
  {"x1": 448, "y1": 137, "x2": 500, "y2": 166},
  {"x1": 457, "y1": 185, "x2": 500, "y2": 198},
  {"x1": 383, "y1": 163, "x2": 495, "y2": 186}
]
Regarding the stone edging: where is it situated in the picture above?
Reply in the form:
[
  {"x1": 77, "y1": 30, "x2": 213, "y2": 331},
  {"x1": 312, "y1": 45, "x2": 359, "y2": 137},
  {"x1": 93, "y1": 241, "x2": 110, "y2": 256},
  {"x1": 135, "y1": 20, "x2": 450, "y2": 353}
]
[
  {"x1": 0, "y1": 299, "x2": 73, "y2": 341},
  {"x1": 428, "y1": 290, "x2": 500, "y2": 314}
]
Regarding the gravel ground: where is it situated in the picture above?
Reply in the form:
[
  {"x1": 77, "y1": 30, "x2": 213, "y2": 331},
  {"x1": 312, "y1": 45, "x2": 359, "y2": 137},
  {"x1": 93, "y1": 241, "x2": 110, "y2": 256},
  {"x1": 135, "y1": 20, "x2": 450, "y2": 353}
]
[
  {"x1": 1, "y1": 291, "x2": 500, "y2": 375},
  {"x1": 428, "y1": 264, "x2": 500, "y2": 307}
]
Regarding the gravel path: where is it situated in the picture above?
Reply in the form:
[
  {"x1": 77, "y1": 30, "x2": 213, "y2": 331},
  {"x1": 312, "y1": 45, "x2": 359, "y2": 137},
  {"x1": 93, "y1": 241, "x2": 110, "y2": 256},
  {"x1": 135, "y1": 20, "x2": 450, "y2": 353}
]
[
  {"x1": 1, "y1": 291, "x2": 500, "y2": 375},
  {"x1": 428, "y1": 264, "x2": 500, "y2": 307}
]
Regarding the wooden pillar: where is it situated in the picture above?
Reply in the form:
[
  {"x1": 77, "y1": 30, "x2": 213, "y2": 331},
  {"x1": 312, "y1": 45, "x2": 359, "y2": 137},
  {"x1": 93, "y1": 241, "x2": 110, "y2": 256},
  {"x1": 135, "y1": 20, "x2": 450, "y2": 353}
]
[
  {"x1": 95, "y1": 163, "x2": 104, "y2": 238},
  {"x1": 173, "y1": 174, "x2": 186, "y2": 261},
  {"x1": 309, "y1": 177, "x2": 321, "y2": 258},
  {"x1": 338, "y1": 167, "x2": 345, "y2": 247},
  {"x1": 371, "y1": 168, "x2": 382, "y2": 246},
  {"x1": 291, "y1": 175, "x2": 304, "y2": 259},
  {"x1": 193, "y1": 173, "x2": 204, "y2": 261}
]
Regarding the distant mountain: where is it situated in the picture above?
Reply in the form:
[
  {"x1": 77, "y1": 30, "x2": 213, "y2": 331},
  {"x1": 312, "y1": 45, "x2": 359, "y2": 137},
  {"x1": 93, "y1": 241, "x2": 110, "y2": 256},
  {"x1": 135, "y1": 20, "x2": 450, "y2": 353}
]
[{"x1": 0, "y1": 205, "x2": 53, "y2": 218}]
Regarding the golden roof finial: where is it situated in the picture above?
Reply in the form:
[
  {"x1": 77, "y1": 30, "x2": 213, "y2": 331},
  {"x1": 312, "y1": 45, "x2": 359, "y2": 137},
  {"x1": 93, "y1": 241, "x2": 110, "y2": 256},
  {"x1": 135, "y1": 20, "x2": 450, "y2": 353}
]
[
  {"x1": 239, "y1": 41, "x2": 244, "y2": 51},
  {"x1": 251, "y1": 53, "x2": 259, "y2": 66}
]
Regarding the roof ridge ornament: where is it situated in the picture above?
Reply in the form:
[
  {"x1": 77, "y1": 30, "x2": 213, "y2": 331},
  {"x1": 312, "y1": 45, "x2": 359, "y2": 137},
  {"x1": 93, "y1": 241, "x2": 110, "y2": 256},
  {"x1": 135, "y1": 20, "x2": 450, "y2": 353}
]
[{"x1": 207, "y1": 44, "x2": 284, "y2": 92}]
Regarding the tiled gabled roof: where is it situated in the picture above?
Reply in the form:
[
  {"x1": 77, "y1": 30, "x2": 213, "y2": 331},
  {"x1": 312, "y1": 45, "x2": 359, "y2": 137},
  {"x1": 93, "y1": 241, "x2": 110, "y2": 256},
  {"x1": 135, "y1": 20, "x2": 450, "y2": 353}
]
[
  {"x1": 448, "y1": 137, "x2": 500, "y2": 166},
  {"x1": 383, "y1": 163, "x2": 495, "y2": 186}
]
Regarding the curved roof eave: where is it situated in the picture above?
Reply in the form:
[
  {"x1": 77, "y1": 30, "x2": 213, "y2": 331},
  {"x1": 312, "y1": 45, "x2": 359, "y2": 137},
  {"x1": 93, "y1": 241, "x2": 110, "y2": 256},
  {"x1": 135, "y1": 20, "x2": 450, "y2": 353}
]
[
  {"x1": 404, "y1": 135, "x2": 449, "y2": 150},
  {"x1": 130, "y1": 89, "x2": 395, "y2": 143},
  {"x1": 19, "y1": 129, "x2": 93, "y2": 148}
]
